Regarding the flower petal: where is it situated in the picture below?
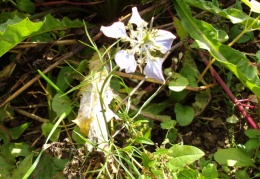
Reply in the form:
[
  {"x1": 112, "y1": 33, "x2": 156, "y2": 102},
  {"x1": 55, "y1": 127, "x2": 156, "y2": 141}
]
[
  {"x1": 154, "y1": 30, "x2": 176, "y2": 54},
  {"x1": 100, "y1": 22, "x2": 127, "y2": 38},
  {"x1": 129, "y1": 7, "x2": 147, "y2": 27},
  {"x1": 144, "y1": 57, "x2": 165, "y2": 82},
  {"x1": 115, "y1": 50, "x2": 137, "y2": 73}
]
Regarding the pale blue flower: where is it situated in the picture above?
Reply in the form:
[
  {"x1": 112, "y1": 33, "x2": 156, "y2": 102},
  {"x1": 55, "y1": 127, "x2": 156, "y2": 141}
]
[{"x1": 100, "y1": 7, "x2": 176, "y2": 82}]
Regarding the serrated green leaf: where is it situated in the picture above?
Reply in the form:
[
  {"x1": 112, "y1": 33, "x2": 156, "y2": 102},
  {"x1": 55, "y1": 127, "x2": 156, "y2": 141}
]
[
  {"x1": 214, "y1": 148, "x2": 255, "y2": 167},
  {"x1": 0, "y1": 14, "x2": 82, "y2": 57},
  {"x1": 174, "y1": 0, "x2": 260, "y2": 98},
  {"x1": 166, "y1": 145, "x2": 204, "y2": 171},
  {"x1": 174, "y1": 103, "x2": 195, "y2": 126}
]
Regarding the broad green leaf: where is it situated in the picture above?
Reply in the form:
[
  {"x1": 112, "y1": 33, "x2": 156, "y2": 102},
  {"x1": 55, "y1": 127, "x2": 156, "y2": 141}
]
[
  {"x1": 134, "y1": 137, "x2": 154, "y2": 145},
  {"x1": 174, "y1": 0, "x2": 260, "y2": 98},
  {"x1": 142, "y1": 153, "x2": 154, "y2": 168},
  {"x1": 0, "y1": 156, "x2": 13, "y2": 178},
  {"x1": 174, "y1": 103, "x2": 195, "y2": 126},
  {"x1": 12, "y1": 153, "x2": 33, "y2": 178},
  {"x1": 160, "y1": 120, "x2": 176, "y2": 129},
  {"x1": 9, "y1": 123, "x2": 30, "y2": 140},
  {"x1": 174, "y1": 16, "x2": 188, "y2": 40},
  {"x1": 226, "y1": 114, "x2": 239, "y2": 123},
  {"x1": 245, "y1": 139, "x2": 260, "y2": 151},
  {"x1": 0, "y1": 11, "x2": 28, "y2": 24},
  {"x1": 235, "y1": 170, "x2": 251, "y2": 179},
  {"x1": 143, "y1": 101, "x2": 169, "y2": 114},
  {"x1": 10, "y1": 143, "x2": 30, "y2": 157},
  {"x1": 244, "y1": 129, "x2": 260, "y2": 138},
  {"x1": 184, "y1": 0, "x2": 253, "y2": 24},
  {"x1": 166, "y1": 145, "x2": 204, "y2": 171},
  {"x1": 42, "y1": 122, "x2": 61, "y2": 142},
  {"x1": 169, "y1": 73, "x2": 189, "y2": 92},
  {"x1": 192, "y1": 90, "x2": 211, "y2": 116},
  {"x1": 214, "y1": 148, "x2": 255, "y2": 167},
  {"x1": 31, "y1": 153, "x2": 68, "y2": 179},
  {"x1": 201, "y1": 164, "x2": 218, "y2": 179},
  {"x1": 17, "y1": 0, "x2": 35, "y2": 14},
  {"x1": 177, "y1": 169, "x2": 199, "y2": 179},
  {"x1": 56, "y1": 66, "x2": 74, "y2": 92},
  {"x1": 256, "y1": 50, "x2": 260, "y2": 62},
  {"x1": 229, "y1": 24, "x2": 254, "y2": 43},
  {"x1": 52, "y1": 93, "x2": 72, "y2": 117},
  {"x1": 0, "y1": 14, "x2": 82, "y2": 57},
  {"x1": 241, "y1": 0, "x2": 260, "y2": 13}
]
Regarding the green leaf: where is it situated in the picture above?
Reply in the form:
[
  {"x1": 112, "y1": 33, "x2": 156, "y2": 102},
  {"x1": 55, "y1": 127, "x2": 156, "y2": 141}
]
[
  {"x1": 226, "y1": 114, "x2": 239, "y2": 124},
  {"x1": 241, "y1": 0, "x2": 260, "y2": 13},
  {"x1": 244, "y1": 129, "x2": 260, "y2": 138},
  {"x1": 235, "y1": 170, "x2": 251, "y2": 179},
  {"x1": 174, "y1": 16, "x2": 189, "y2": 40},
  {"x1": 9, "y1": 123, "x2": 30, "y2": 140},
  {"x1": 52, "y1": 93, "x2": 72, "y2": 117},
  {"x1": 42, "y1": 122, "x2": 61, "y2": 142},
  {"x1": 192, "y1": 90, "x2": 211, "y2": 116},
  {"x1": 142, "y1": 153, "x2": 154, "y2": 168},
  {"x1": 12, "y1": 153, "x2": 33, "y2": 178},
  {"x1": 160, "y1": 120, "x2": 176, "y2": 129},
  {"x1": 0, "y1": 14, "x2": 82, "y2": 57},
  {"x1": 214, "y1": 148, "x2": 255, "y2": 167},
  {"x1": 17, "y1": 0, "x2": 35, "y2": 14},
  {"x1": 166, "y1": 145, "x2": 204, "y2": 171},
  {"x1": 184, "y1": 0, "x2": 252, "y2": 24},
  {"x1": 177, "y1": 169, "x2": 199, "y2": 179},
  {"x1": 174, "y1": 103, "x2": 195, "y2": 126},
  {"x1": 31, "y1": 153, "x2": 68, "y2": 179},
  {"x1": 229, "y1": 24, "x2": 254, "y2": 43},
  {"x1": 0, "y1": 156, "x2": 13, "y2": 178},
  {"x1": 56, "y1": 66, "x2": 74, "y2": 92},
  {"x1": 134, "y1": 137, "x2": 154, "y2": 145},
  {"x1": 10, "y1": 143, "x2": 31, "y2": 157},
  {"x1": 201, "y1": 164, "x2": 218, "y2": 179},
  {"x1": 174, "y1": 0, "x2": 260, "y2": 98},
  {"x1": 245, "y1": 139, "x2": 260, "y2": 151},
  {"x1": 169, "y1": 73, "x2": 189, "y2": 92}
]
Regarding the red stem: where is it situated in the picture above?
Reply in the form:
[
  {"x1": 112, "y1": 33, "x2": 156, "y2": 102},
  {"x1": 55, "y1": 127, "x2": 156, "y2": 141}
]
[{"x1": 198, "y1": 50, "x2": 259, "y2": 129}]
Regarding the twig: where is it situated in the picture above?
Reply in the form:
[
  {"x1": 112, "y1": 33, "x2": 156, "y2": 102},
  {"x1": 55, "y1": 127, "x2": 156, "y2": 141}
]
[
  {"x1": 0, "y1": 33, "x2": 101, "y2": 108},
  {"x1": 198, "y1": 50, "x2": 259, "y2": 129},
  {"x1": 13, "y1": 108, "x2": 50, "y2": 123}
]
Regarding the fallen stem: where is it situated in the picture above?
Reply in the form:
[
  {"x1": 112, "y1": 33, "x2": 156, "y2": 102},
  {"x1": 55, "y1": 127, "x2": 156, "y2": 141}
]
[{"x1": 198, "y1": 50, "x2": 259, "y2": 129}]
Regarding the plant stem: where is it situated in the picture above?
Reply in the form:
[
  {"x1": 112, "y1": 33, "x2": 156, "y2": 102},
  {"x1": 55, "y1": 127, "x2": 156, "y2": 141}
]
[{"x1": 198, "y1": 50, "x2": 259, "y2": 129}]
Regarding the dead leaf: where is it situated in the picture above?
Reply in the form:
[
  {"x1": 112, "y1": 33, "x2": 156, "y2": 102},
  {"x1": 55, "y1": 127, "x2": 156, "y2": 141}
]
[{"x1": 73, "y1": 51, "x2": 118, "y2": 151}]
